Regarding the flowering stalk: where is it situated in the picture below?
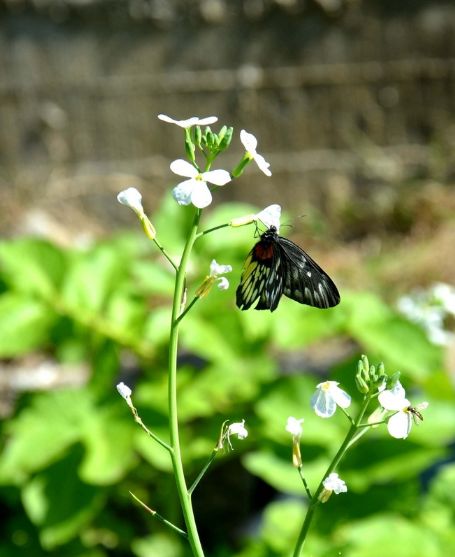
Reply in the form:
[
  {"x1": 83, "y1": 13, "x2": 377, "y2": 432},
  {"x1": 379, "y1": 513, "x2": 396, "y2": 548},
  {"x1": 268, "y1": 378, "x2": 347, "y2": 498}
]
[
  {"x1": 292, "y1": 393, "x2": 372, "y2": 557},
  {"x1": 168, "y1": 208, "x2": 205, "y2": 557}
]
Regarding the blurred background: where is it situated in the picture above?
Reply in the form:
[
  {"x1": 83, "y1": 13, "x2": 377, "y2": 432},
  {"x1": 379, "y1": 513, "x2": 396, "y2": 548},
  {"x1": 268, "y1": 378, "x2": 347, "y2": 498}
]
[{"x1": 1, "y1": 1, "x2": 455, "y2": 556}]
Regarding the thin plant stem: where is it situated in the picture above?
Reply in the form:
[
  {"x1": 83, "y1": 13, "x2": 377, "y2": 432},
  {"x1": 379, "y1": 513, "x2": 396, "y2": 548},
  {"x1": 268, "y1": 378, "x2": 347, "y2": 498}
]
[
  {"x1": 154, "y1": 237, "x2": 178, "y2": 272},
  {"x1": 196, "y1": 223, "x2": 230, "y2": 238},
  {"x1": 292, "y1": 395, "x2": 373, "y2": 557},
  {"x1": 129, "y1": 491, "x2": 188, "y2": 539},
  {"x1": 188, "y1": 449, "x2": 218, "y2": 496},
  {"x1": 168, "y1": 209, "x2": 205, "y2": 557},
  {"x1": 175, "y1": 295, "x2": 200, "y2": 325}
]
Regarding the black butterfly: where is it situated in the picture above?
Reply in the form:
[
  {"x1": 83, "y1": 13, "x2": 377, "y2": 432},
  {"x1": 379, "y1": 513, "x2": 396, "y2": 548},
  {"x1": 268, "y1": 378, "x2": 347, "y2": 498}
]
[{"x1": 236, "y1": 225, "x2": 340, "y2": 312}]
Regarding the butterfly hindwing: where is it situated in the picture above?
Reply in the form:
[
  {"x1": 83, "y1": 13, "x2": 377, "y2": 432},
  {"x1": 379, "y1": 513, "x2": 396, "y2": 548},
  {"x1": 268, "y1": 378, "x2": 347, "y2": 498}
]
[{"x1": 236, "y1": 226, "x2": 340, "y2": 312}]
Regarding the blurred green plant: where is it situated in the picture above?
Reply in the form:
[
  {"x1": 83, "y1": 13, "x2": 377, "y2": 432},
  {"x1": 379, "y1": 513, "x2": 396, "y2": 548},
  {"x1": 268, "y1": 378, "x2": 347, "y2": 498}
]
[{"x1": 0, "y1": 193, "x2": 454, "y2": 556}]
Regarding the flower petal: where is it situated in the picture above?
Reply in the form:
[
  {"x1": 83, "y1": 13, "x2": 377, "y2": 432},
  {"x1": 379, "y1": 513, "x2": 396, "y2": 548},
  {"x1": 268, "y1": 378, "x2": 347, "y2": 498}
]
[
  {"x1": 253, "y1": 152, "x2": 272, "y2": 176},
  {"x1": 117, "y1": 187, "x2": 144, "y2": 215},
  {"x1": 190, "y1": 182, "x2": 213, "y2": 208},
  {"x1": 202, "y1": 169, "x2": 231, "y2": 186},
  {"x1": 210, "y1": 260, "x2": 232, "y2": 276},
  {"x1": 217, "y1": 277, "x2": 230, "y2": 291},
  {"x1": 311, "y1": 389, "x2": 337, "y2": 418},
  {"x1": 330, "y1": 385, "x2": 352, "y2": 409},
  {"x1": 255, "y1": 204, "x2": 281, "y2": 231},
  {"x1": 197, "y1": 116, "x2": 218, "y2": 126},
  {"x1": 387, "y1": 411, "x2": 412, "y2": 439},
  {"x1": 172, "y1": 179, "x2": 197, "y2": 206},
  {"x1": 170, "y1": 159, "x2": 199, "y2": 178},
  {"x1": 286, "y1": 416, "x2": 304, "y2": 436},
  {"x1": 240, "y1": 129, "x2": 258, "y2": 152},
  {"x1": 116, "y1": 382, "x2": 132, "y2": 400},
  {"x1": 228, "y1": 420, "x2": 248, "y2": 439}
]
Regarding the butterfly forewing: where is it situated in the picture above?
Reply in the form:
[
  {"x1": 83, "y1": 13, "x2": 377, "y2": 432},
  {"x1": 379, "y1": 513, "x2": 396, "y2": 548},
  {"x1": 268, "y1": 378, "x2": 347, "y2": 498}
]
[{"x1": 278, "y1": 236, "x2": 340, "y2": 309}]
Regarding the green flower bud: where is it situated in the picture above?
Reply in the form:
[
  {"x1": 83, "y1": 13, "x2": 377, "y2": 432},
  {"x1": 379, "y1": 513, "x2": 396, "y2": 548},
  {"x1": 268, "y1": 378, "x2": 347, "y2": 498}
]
[{"x1": 355, "y1": 373, "x2": 370, "y2": 394}]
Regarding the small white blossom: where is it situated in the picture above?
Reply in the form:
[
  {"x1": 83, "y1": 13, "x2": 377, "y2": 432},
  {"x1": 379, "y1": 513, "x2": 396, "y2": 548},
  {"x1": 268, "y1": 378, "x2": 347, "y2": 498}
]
[
  {"x1": 322, "y1": 473, "x2": 347, "y2": 495},
  {"x1": 311, "y1": 381, "x2": 351, "y2": 418},
  {"x1": 217, "y1": 277, "x2": 230, "y2": 291},
  {"x1": 379, "y1": 382, "x2": 428, "y2": 439},
  {"x1": 210, "y1": 260, "x2": 233, "y2": 276},
  {"x1": 196, "y1": 259, "x2": 233, "y2": 297},
  {"x1": 229, "y1": 204, "x2": 281, "y2": 231},
  {"x1": 255, "y1": 204, "x2": 281, "y2": 231},
  {"x1": 117, "y1": 187, "x2": 145, "y2": 217},
  {"x1": 397, "y1": 283, "x2": 455, "y2": 346},
  {"x1": 228, "y1": 420, "x2": 248, "y2": 440},
  {"x1": 116, "y1": 382, "x2": 132, "y2": 401},
  {"x1": 170, "y1": 159, "x2": 231, "y2": 209},
  {"x1": 240, "y1": 129, "x2": 272, "y2": 176},
  {"x1": 158, "y1": 114, "x2": 218, "y2": 128},
  {"x1": 286, "y1": 416, "x2": 304, "y2": 437}
]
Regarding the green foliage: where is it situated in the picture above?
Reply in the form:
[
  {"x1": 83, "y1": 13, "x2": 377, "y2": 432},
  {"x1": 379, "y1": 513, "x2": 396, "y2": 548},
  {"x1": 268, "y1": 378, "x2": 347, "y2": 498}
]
[{"x1": 0, "y1": 199, "x2": 453, "y2": 556}]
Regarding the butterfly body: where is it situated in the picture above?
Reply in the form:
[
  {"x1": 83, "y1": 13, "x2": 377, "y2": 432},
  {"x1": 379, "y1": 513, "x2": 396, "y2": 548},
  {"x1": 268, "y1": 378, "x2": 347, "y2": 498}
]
[{"x1": 236, "y1": 226, "x2": 340, "y2": 312}]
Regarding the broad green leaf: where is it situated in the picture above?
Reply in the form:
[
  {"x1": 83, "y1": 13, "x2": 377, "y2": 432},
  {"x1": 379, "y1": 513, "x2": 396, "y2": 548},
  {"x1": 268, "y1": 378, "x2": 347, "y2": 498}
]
[
  {"x1": 0, "y1": 389, "x2": 93, "y2": 484},
  {"x1": 0, "y1": 293, "x2": 57, "y2": 357},
  {"x1": 61, "y1": 246, "x2": 125, "y2": 313},
  {"x1": 79, "y1": 404, "x2": 136, "y2": 485},
  {"x1": 0, "y1": 239, "x2": 66, "y2": 297},
  {"x1": 337, "y1": 514, "x2": 441, "y2": 557},
  {"x1": 344, "y1": 292, "x2": 442, "y2": 379},
  {"x1": 21, "y1": 448, "x2": 105, "y2": 549},
  {"x1": 132, "y1": 533, "x2": 183, "y2": 557}
]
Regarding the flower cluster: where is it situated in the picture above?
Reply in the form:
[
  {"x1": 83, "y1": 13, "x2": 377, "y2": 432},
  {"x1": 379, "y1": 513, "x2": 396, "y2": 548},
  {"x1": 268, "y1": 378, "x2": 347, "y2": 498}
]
[{"x1": 397, "y1": 282, "x2": 455, "y2": 346}]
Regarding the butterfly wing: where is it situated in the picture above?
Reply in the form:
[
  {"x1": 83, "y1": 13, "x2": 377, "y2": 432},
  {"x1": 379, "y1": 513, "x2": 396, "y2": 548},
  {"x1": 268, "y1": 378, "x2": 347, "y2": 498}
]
[
  {"x1": 236, "y1": 235, "x2": 285, "y2": 311},
  {"x1": 277, "y1": 236, "x2": 340, "y2": 309}
]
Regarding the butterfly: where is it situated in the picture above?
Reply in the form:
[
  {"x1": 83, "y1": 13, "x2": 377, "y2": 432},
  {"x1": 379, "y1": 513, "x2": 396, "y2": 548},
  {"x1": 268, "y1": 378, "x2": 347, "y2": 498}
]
[{"x1": 236, "y1": 225, "x2": 340, "y2": 312}]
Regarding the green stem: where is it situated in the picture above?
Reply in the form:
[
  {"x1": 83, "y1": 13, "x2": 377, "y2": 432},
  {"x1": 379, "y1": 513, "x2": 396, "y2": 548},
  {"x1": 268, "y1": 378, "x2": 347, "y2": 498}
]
[
  {"x1": 292, "y1": 396, "x2": 372, "y2": 557},
  {"x1": 188, "y1": 449, "x2": 218, "y2": 496},
  {"x1": 168, "y1": 209, "x2": 205, "y2": 557},
  {"x1": 175, "y1": 296, "x2": 200, "y2": 325},
  {"x1": 153, "y1": 237, "x2": 178, "y2": 272},
  {"x1": 129, "y1": 491, "x2": 188, "y2": 539},
  {"x1": 196, "y1": 223, "x2": 230, "y2": 238}
]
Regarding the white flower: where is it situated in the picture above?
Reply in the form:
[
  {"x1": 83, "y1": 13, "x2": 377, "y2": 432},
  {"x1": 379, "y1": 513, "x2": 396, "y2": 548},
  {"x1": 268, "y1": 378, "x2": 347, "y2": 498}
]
[
  {"x1": 432, "y1": 283, "x2": 455, "y2": 315},
  {"x1": 228, "y1": 420, "x2": 248, "y2": 440},
  {"x1": 210, "y1": 259, "x2": 233, "y2": 276},
  {"x1": 255, "y1": 204, "x2": 281, "y2": 231},
  {"x1": 240, "y1": 129, "x2": 272, "y2": 176},
  {"x1": 322, "y1": 473, "x2": 347, "y2": 495},
  {"x1": 286, "y1": 416, "x2": 304, "y2": 437},
  {"x1": 158, "y1": 114, "x2": 218, "y2": 128},
  {"x1": 216, "y1": 277, "x2": 230, "y2": 291},
  {"x1": 116, "y1": 382, "x2": 132, "y2": 401},
  {"x1": 117, "y1": 187, "x2": 145, "y2": 217},
  {"x1": 170, "y1": 159, "x2": 231, "y2": 209},
  {"x1": 311, "y1": 381, "x2": 351, "y2": 418},
  {"x1": 229, "y1": 204, "x2": 281, "y2": 230},
  {"x1": 196, "y1": 259, "x2": 233, "y2": 297},
  {"x1": 379, "y1": 382, "x2": 428, "y2": 439}
]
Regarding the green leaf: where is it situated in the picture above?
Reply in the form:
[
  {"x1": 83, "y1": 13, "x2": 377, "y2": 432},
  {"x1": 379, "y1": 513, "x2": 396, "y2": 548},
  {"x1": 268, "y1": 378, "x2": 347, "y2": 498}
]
[
  {"x1": 344, "y1": 292, "x2": 442, "y2": 379},
  {"x1": 0, "y1": 390, "x2": 93, "y2": 484},
  {"x1": 0, "y1": 293, "x2": 57, "y2": 357},
  {"x1": 61, "y1": 246, "x2": 125, "y2": 313},
  {"x1": 337, "y1": 514, "x2": 441, "y2": 557},
  {"x1": 21, "y1": 448, "x2": 105, "y2": 549},
  {"x1": 0, "y1": 239, "x2": 66, "y2": 298}
]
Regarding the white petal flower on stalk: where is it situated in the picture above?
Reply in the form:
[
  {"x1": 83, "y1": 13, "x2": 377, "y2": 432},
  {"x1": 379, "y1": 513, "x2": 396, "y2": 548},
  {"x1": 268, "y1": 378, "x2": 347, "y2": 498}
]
[
  {"x1": 240, "y1": 129, "x2": 272, "y2": 176},
  {"x1": 255, "y1": 204, "x2": 281, "y2": 231},
  {"x1": 311, "y1": 381, "x2": 351, "y2": 418},
  {"x1": 227, "y1": 420, "x2": 248, "y2": 440},
  {"x1": 170, "y1": 159, "x2": 231, "y2": 209},
  {"x1": 379, "y1": 382, "x2": 428, "y2": 439},
  {"x1": 196, "y1": 259, "x2": 233, "y2": 297},
  {"x1": 158, "y1": 114, "x2": 218, "y2": 128},
  {"x1": 286, "y1": 416, "x2": 304, "y2": 437},
  {"x1": 229, "y1": 203, "x2": 281, "y2": 230},
  {"x1": 117, "y1": 187, "x2": 145, "y2": 217},
  {"x1": 322, "y1": 473, "x2": 347, "y2": 495},
  {"x1": 116, "y1": 382, "x2": 133, "y2": 408}
]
